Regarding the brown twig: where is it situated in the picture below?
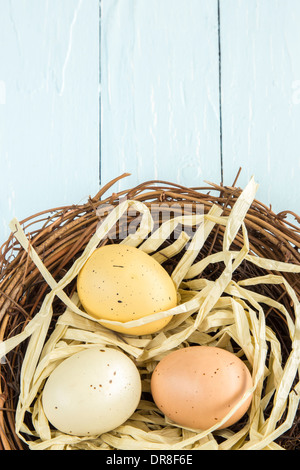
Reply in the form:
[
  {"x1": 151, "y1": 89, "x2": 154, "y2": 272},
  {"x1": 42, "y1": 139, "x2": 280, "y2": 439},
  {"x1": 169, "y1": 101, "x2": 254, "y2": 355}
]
[{"x1": 0, "y1": 172, "x2": 299, "y2": 450}]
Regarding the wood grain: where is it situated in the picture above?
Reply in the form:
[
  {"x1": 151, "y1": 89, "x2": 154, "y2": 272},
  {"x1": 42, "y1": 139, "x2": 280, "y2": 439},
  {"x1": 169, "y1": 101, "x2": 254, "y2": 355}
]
[
  {"x1": 100, "y1": 0, "x2": 222, "y2": 192},
  {"x1": 0, "y1": 0, "x2": 100, "y2": 242},
  {"x1": 220, "y1": 0, "x2": 300, "y2": 214},
  {"x1": 1, "y1": 0, "x2": 299, "y2": 246}
]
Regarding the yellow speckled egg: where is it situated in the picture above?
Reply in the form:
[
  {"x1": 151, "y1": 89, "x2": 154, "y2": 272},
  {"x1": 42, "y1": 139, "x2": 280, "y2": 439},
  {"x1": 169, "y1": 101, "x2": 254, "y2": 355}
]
[
  {"x1": 151, "y1": 346, "x2": 253, "y2": 430},
  {"x1": 77, "y1": 244, "x2": 177, "y2": 335}
]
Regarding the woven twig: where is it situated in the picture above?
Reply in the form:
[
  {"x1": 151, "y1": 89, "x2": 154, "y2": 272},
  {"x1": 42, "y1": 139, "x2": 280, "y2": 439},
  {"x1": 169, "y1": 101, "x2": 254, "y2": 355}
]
[{"x1": 0, "y1": 172, "x2": 299, "y2": 450}]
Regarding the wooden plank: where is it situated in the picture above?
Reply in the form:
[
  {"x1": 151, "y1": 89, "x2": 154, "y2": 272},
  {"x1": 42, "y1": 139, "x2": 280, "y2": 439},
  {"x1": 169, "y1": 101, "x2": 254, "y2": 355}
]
[
  {"x1": 100, "y1": 0, "x2": 221, "y2": 192},
  {"x1": 0, "y1": 0, "x2": 100, "y2": 243},
  {"x1": 220, "y1": 0, "x2": 300, "y2": 215}
]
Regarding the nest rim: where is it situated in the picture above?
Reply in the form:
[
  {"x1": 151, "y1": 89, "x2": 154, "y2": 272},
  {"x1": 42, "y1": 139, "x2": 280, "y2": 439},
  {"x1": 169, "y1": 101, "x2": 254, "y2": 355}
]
[{"x1": 0, "y1": 171, "x2": 299, "y2": 451}]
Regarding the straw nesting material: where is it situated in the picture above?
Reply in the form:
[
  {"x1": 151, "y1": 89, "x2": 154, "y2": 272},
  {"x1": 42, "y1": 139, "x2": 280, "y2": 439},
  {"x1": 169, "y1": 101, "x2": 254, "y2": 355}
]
[{"x1": 0, "y1": 172, "x2": 299, "y2": 450}]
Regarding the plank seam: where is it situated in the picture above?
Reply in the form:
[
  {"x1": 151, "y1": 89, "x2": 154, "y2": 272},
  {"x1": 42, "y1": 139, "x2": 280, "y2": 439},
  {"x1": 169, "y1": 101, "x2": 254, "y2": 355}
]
[
  {"x1": 99, "y1": 0, "x2": 102, "y2": 187},
  {"x1": 217, "y1": 0, "x2": 223, "y2": 185}
]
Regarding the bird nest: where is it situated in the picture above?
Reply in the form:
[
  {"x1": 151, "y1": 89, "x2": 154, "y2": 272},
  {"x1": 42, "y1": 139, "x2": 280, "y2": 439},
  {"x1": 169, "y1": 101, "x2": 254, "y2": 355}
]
[{"x1": 0, "y1": 172, "x2": 299, "y2": 451}]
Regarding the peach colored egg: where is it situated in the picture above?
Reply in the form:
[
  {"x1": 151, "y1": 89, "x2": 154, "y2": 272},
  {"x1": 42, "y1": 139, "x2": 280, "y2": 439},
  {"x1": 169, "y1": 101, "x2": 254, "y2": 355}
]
[{"x1": 150, "y1": 346, "x2": 253, "y2": 430}]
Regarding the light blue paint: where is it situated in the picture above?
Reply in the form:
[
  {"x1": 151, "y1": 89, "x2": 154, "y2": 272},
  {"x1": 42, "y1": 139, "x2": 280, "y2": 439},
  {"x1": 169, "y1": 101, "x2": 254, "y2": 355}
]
[
  {"x1": 220, "y1": 0, "x2": 300, "y2": 214},
  {"x1": 101, "y1": 0, "x2": 221, "y2": 193},
  {"x1": 0, "y1": 0, "x2": 100, "y2": 243},
  {"x1": 0, "y1": 0, "x2": 299, "y2": 248}
]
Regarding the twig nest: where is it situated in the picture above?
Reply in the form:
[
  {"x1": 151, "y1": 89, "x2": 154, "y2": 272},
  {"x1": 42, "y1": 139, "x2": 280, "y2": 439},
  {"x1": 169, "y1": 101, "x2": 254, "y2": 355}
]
[{"x1": 0, "y1": 173, "x2": 299, "y2": 450}]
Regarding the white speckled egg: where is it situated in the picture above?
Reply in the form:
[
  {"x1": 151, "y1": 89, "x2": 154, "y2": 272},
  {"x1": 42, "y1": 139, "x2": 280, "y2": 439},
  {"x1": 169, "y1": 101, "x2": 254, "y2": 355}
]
[
  {"x1": 77, "y1": 244, "x2": 177, "y2": 335},
  {"x1": 42, "y1": 347, "x2": 141, "y2": 436}
]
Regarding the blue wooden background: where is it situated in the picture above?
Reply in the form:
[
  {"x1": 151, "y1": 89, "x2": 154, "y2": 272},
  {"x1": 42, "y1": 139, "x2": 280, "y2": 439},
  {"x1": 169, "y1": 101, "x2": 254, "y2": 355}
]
[{"x1": 0, "y1": 0, "x2": 299, "y2": 245}]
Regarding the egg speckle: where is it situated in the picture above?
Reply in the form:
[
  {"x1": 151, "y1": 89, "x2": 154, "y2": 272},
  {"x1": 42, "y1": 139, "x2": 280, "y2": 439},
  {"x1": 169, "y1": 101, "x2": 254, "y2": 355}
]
[
  {"x1": 42, "y1": 347, "x2": 142, "y2": 436},
  {"x1": 77, "y1": 244, "x2": 177, "y2": 335},
  {"x1": 150, "y1": 346, "x2": 253, "y2": 430}
]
